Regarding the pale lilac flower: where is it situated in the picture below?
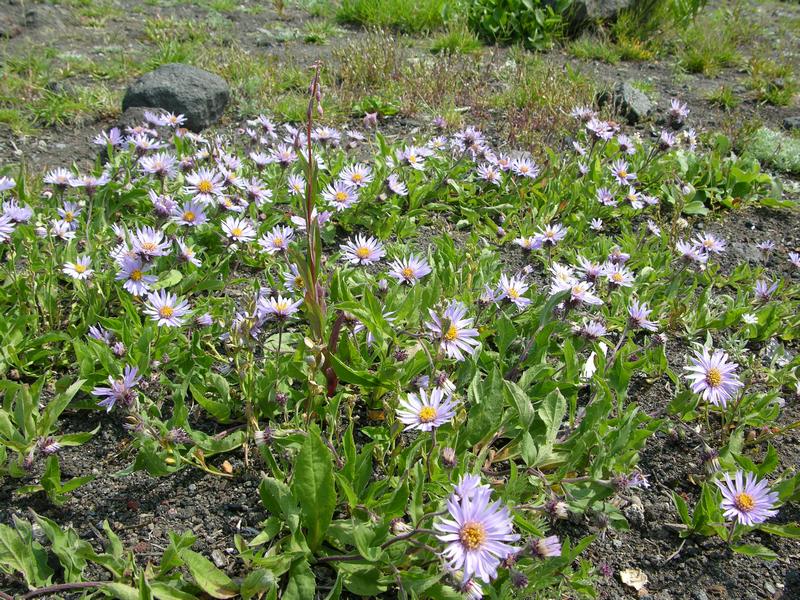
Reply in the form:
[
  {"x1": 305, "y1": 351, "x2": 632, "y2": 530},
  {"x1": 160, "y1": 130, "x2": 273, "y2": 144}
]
[
  {"x1": 387, "y1": 174, "x2": 408, "y2": 196},
  {"x1": 88, "y1": 325, "x2": 113, "y2": 344},
  {"x1": 676, "y1": 240, "x2": 708, "y2": 264},
  {"x1": 694, "y1": 233, "x2": 726, "y2": 255},
  {"x1": 586, "y1": 118, "x2": 614, "y2": 141},
  {"x1": 397, "y1": 388, "x2": 458, "y2": 432},
  {"x1": 287, "y1": 174, "x2": 306, "y2": 197},
  {"x1": 50, "y1": 219, "x2": 75, "y2": 241},
  {"x1": 312, "y1": 126, "x2": 341, "y2": 147},
  {"x1": 161, "y1": 112, "x2": 187, "y2": 128},
  {"x1": 144, "y1": 290, "x2": 191, "y2": 327},
  {"x1": 259, "y1": 225, "x2": 294, "y2": 255},
  {"x1": 222, "y1": 216, "x2": 256, "y2": 243},
  {"x1": 340, "y1": 234, "x2": 385, "y2": 265},
  {"x1": 647, "y1": 220, "x2": 661, "y2": 237},
  {"x1": 658, "y1": 130, "x2": 677, "y2": 151},
  {"x1": 754, "y1": 279, "x2": 778, "y2": 304},
  {"x1": 789, "y1": 252, "x2": 800, "y2": 269},
  {"x1": 69, "y1": 173, "x2": 110, "y2": 196},
  {"x1": 44, "y1": 168, "x2": 73, "y2": 189},
  {"x1": 578, "y1": 319, "x2": 607, "y2": 339},
  {"x1": 133, "y1": 226, "x2": 171, "y2": 259},
  {"x1": 258, "y1": 294, "x2": 303, "y2": 321},
  {"x1": 148, "y1": 190, "x2": 177, "y2": 217},
  {"x1": 682, "y1": 128, "x2": 698, "y2": 151},
  {"x1": 514, "y1": 236, "x2": 541, "y2": 251},
  {"x1": 282, "y1": 264, "x2": 305, "y2": 293},
  {"x1": 0, "y1": 176, "x2": 16, "y2": 193},
  {"x1": 269, "y1": 144, "x2": 298, "y2": 168},
  {"x1": 610, "y1": 159, "x2": 636, "y2": 185},
  {"x1": 550, "y1": 263, "x2": 578, "y2": 290},
  {"x1": 340, "y1": 163, "x2": 374, "y2": 188},
  {"x1": 511, "y1": 157, "x2": 539, "y2": 179},
  {"x1": 496, "y1": 274, "x2": 531, "y2": 310},
  {"x1": 628, "y1": 299, "x2": 658, "y2": 331},
  {"x1": 322, "y1": 181, "x2": 358, "y2": 211},
  {"x1": 243, "y1": 178, "x2": 273, "y2": 206},
  {"x1": 63, "y1": 256, "x2": 93, "y2": 280},
  {"x1": 92, "y1": 365, "x2": 141, "y2": 412},
  {"x1": 716, "y1": 471, "x2": 778, "y2": 526},
  {"x1": 476, "y1": 163, "x2": 502, "y2": 185},
  {"x1": 596, "y1": 188, "x2": 617, "y2": 207},
  {"x1": 250, "y1": 151, "x2": 270, "y2": 169},
  {"x1": 560, "y1": 280, "x2": 603, "y2": 307},
  {"x1": 0, "y1": 214, "x2": 16, "y2": 242},
  {"x1": 399, "y1": 146, "x2": 428, "y2": 170},
  {"x1": 58, "y1": 201, "x2": 82, "y2": 230},
  {"x1": 128, "y1": 133, "x2": 164, "y2": 154},
  {"x1": 590, "y1": 218, "x2": 604, "y2": 231},
  {"x1": 608, "y1": 247, "x2": 630, "y2": 265},
  {"x1": 116, "y1": 256, "x2": 156, "y2": 296},
  {"x1": 172, "y1": 200, "x2": 207, "y2": 227},
  {"x1": 742, "y1": 313, "x2": 758, "y2": 325},
  {"x1": 756, "y1": 240, "x2": 775, "y2": 255},
  {"x1": 176, "y1": 237, "x2": 201, "y2": 267},
  {"x1": 668, "y1": 99, "x2": 689, "y2": 125},
  {"x1": 139, "y1": 152, "x2": 178, "y2": 178},
  {"x1": 576, "y1": 256, "x2": 603, "y2": 282},
  {"x1": 92, "y1": 127, "x2": 124, "y2": 147},
  {"x1": 572, "y1": 141, "x2": 587, "y2": 156},
  {"x1": 185, "y1": 168, "x2": 224, "y2": 204},
  {"x1": 604, "y1": 263, "x2": 635, "y2": 288},
  {"x1": 426, "y1": 301, "x2": 481, "y2": 361},
  {"x1": 616, "y1": 134, "x2": 636, "y2": 155},
  {"x1": 435, "y1": 482, "x2": 520, "y2": 583},
  {"x1": 538, "y1": 223, "x2": 566, "y2": 246},
  {"x1": 684, "y1": 347, "x2": 743, "y2": 407},
  {"x1": 570, "y1": 106, "x2": 596, "y2": 121},
  {"x1": 625, "y1": 186, "x2": 643, "y2": 210},
  {"x1": 388, "y1": 254, "x2": 432, "y2": 285},
  {"x1": 530, "y1": 536, "x2": 562, "y2": 558}
]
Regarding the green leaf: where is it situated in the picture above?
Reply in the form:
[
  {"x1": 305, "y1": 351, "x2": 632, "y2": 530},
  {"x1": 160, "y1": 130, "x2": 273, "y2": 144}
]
[
  {"x1": 150, "y1": 582, "x2": 198, "y2": 600},
  {"x1": 102, "y1": 583, "x2": 140, "y2": 600},
  {"x1": 464, "y1": 366, "x2": 504, "y2": 445},
  {"x1": 672, "y1": 492, "x2": 691, "y2": 527},
  {"x1": 757, "y1": 523, "x2": 800, "y2": 539},
  {"x1": 180, "y1": 549, "x2": 239, "y2": 598},
  {"x1": 40, "y1": 378, "x2": 84, "y2": 435},
  {"x1": 240, "y1": 568, "x2": 277, "y2": 600},
  {"x1": 291, "y1": 424, "x2": 336, "y2": 552},
  {"x1": 0, "y1": 521, "x2": 53, "y2": 587},
  {"x1": 731, "y1": 543, "x2": 778, "y2": 560},
  {"x1": 152, "y1": 269, "x2": 183, "y2": 290},
  {"x1": 283, "y1": 559, "x2": 316, "y2": 600}
]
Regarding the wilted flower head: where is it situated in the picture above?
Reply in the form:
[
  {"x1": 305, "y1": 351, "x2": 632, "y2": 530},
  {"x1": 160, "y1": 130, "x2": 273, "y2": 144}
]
[{"x1": 530, "y1": 535, "x2": 562, "y2": 558}]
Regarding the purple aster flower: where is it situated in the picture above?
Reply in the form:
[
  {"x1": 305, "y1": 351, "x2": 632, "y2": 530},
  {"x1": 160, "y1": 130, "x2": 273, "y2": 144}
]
[
  {"x1": 58, "y1": 201, "x2": 82, "y2": 230},
  {"x1": 511, "y1": 157, "x2": 539, "y2": 179},
  {"x1": 340, "y1": 163, "x2": 374, "y2": 188},
  {"x1": 176, "y1": 237, "x2": 201, "y2": 267},
  {"x1": 628, "y1": 299, "x2": 658, "y2": 331},
  {"x1": 610, "y1": 159, "x2": 636, "y2": 185},
  {"x1": 789, "y1": 252, "x2": 800, "y2": 269},
  {"x1": 116, "y1": 256, "x2": 156, "y2": 296},
  {"x1": 185, "y1": 168, "x2": 224, "y2": 204},
  {"x1": 754, "y1": 279, "x2": 778, "y2": 304},
  {"x1": 387, "y1": 173, "x2": 409, "y2": 196},
  {"x1": 44, "y1": 168, "x2": 73, "y2": 189},
  {"x1": 92, "y1": 127, "x2": 124, "y2": 147},
  {"x1": 172, "y1": 200, "x2": 207, "y2": 227},
  {"x1": 0, "y1": 176, "x2": 16, "y2": 192},
  {"x1": 694, "y1": 233, "x2": 726, "y2": 255},
  {"x1": 435, "y1": 481, "x2": 520, "y2": 584},
  {"x1": 555, "y1": 280, "x2": 603, "y2": 307},
  {"x1": 608, "y1": 247, "x2": 630, "y2": 265},
  {"x1": 570, "y1": 106, "x2": 596, "y2": 121},
  {"x1": 658, "y1": 130, "x2": 677, "y2": 151},
  {"x1": 576, "y1": 256, "x2": 603, "y2": 282},
  {"x1": 340, "y1": 234, "x2": 385, "y2": 265},
  {"x1": 538, "y1": 223, "x2": 567, "y2": 246},
  {"x1": 716, "y1": 471, "x2": 778, "y2": 527},
  {"x1": 530, "y1": 535, "x2": 562, "y2": 558},
  {"x1": 0, "y1": 214, "x2": 16, "y2": 242},
  {"x1": 388, "y1": 254, "x2": 432, "y2": 285},
  {"x1": 578, "y1": 319, "x2": 607, "y2": 339},
  {"x1": 128, "y1": 133, "x2": 164, "y2": 154},
  {"x1": 91, "y1": 365, "x2": 141, "y2": 412},
  {"x1": 69, "y1": 173, "x2": 110, "y2": 196},
  {"x1": 396, "y1": 387, "x2": 458, "y2": 432},
  {"x1": 596, "y1": 187, "x2": 617, "y2": 207},
  {"x1": 222, "y1": 216, "x2": 256, "y2": 244},
  {"x1": 616, "y1": 134, "x2": 636, "y2": 155},
  {"x1": 259, "y1": 225, "x2": 294, "y2": 255},
  {"x1": 258, "y1": 294, "x2": 303, "y2": 321},
  {"x1": 513, "y1": 236, "x2": 541, "y2": 251},
  {"x1": 287, "y1": 173, "x2": 306, "y2": 197},
  {"x1": 399, "y1": 146, "x2": 428, "y2": 170},
  {"x1": 625, "y1": 186, "x2": 643, "y2": 210},
  {"x1": 684, "y1": 347, "x2": 744, "y2": 407},
  {"x1": 496, "y1": 274, "x2": 531, "y2": 310},
  {"x1": 144, "y1": 290, "x2": 191, "y2": 327},
  {"x1": 37, "y1": 436, "x2": 61, "y2": 456},
  {"x1": 312, "y1": 126, "x2": 341, "y2": 147},
  {"x1": 132, "y1": 226, "x2": 171, "y2": 260},
  {"x1": 63, "y1": 256, "x2": 93, "y2": 280},
  {"x1": 668, "y1": 99, "x2": 689, "y2": 125},
  {"x1": 676, "y1": 240, "x2": 708, "y2": 264},
  {"x1": 604, "y1": 263, "x2": 635, "y2": 288},
  {"x1": 425, "y1": 301, "x2": 481, "y2": 361},
  {"x1": 161, "y1": 112, "x2": 187, "y2": 128},
  {"x1": 88, "y1": 324, "x2": 114, "y2": 345},
  {"x1": 323, "y1": 181, "x2": 358, "y2": 211},
  {"x1": 590, "y1": 218, "x2": 604, "y2": 231},
  {"x1": 477, "y1": 163, "x2": 502, "y2": 186},
  {"x1": 148, "y1": 190, "x2": 177, "y2": 217},
  {"x1": 139, "y1": 152, "x2": 178, "y2": 179}
]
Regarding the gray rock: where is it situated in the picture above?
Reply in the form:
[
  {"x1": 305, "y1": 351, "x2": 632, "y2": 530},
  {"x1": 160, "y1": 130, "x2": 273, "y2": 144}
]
[
  {"x1": 783, "y1": 116, "x2": 800, "y2": 131},
  {"x1": 599, "y1": 80, "x2": 653, "y2": 124},
  {"x1": 569, "y1": 0, "x2": 639, "y2": 24},
  {"x1": 122, "y1": 63, "x2": 229, "y2": 132}
]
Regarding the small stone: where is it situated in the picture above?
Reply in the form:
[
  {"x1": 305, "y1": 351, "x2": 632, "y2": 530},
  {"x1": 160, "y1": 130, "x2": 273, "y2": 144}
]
[
  {"x1": 598, "y1": 80, "x2": 653, "y2": 125},
  {"x1": 783, "y1": 116, "x2": 800, "y2": 131},
  {"x1": 211, "y1": 549, "x2": 226, "y2": 568}
]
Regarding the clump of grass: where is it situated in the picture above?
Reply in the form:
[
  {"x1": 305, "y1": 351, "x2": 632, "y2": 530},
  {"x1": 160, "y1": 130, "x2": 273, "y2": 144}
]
[
  {"x1": 337, "y1": 0, "x2": 451, "y2": 33},
  {"x1": 676, "y1": 4, "x2": 753, "y2": 75},
  {"x1": 745, "y1": 127, "x2": 800, "y2": 175},
  {"x1": 746, "y1": 57, "x2": 797, "y2": 107},
  {"x1": 706, "y1": 86, "x2": 740, "y2": 111},
  {"x1": 431, "y1": 24, "x2": 482, "y2": 55},
  {"x1": 568, "y1": 35, "x2": 621, "y2": 64},
  {"x1": 303, "y1": 20, "x2": 337, "y2": 44}
]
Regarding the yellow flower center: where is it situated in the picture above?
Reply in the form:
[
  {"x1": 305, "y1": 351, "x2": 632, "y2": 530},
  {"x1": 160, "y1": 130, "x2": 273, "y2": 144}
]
[
  {"x1": 183, "y1": 211, "x2": 195, "y2": 222},
  {"x1": 507, "y1": 288, "x2": 520, "y2": 299},
  {"x1": 459, "y1": 522, "x2": 487, "y2": 551},
  {"x1": 612, "y1": 273, "x2": 624, "y2": 282},
  {"x1": 401, "y1": 267, "x2": 414, "y2": 279},
  {"x1": 273, "y1": 237, "x2": 284, "y2": 247},
  {"x1": 335, "y1": 191, "x2": 348, "y2": 202},
  {"x1": 706, "y1": 367, "x2": 722, "y2": 387},
  {"x1": 131, "y1": 269, "x2": 143, "y2": 281},
  {"x1": 444, "y1": 324, "x2": 458, "y2": 341},
  {"x1": 408, "y1": 154, "x2": 418, "y2": 163},
  {"x1": 294, "y1": 276, "x2": 305, "y2": 289},
  {"x1": 618, "y1": 169, "x2": 627, "y2": 179},
  {"x1": 197, "y1": 180, "x2": 213, "y2": 194},
  {"x1": 275, "y1": 301, "x2": 288, "y2": 312},
  {"x1": 159, "y1": 306, "x2": 174, "y2": 318},
  {"x1": 355, "y1": 246, "x2": 371, "y2": 259},
  {"x1": 64, "y1": 212, "x2": 74, "y2": 222},
  {"x1": 74, "y1": 263, "x2": 86, "y2": 273},
  {"x1": 418, "y1": 406, "x2": 437, "y2": 423},
  {"x1": 734, "y1": 492, "x2": 755, "y2": 512},
  {"x1": 231, "y1": 227, "x2": 243, "y2": 237},
  {"x1": 141, "y1": 242, "x2": 157, "y2": 251},
  {"x1": 352, "y1": 173, "x2": 363, "y2": 182}
]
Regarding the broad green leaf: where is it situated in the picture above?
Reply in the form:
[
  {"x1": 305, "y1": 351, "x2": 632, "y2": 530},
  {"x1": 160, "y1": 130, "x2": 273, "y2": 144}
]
[
  {"x1": 283, "y1": 559, "x2": 316, "y2": 600},
  {"x1": 731, "y1": 544, "x2": 778, "y2": 560},
  {"x1": 180, "y1": 549, "x2": 238, "y2": 598},
  {"x1": 291, "y1": 424, "x2": 336, "y2": 552}
]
